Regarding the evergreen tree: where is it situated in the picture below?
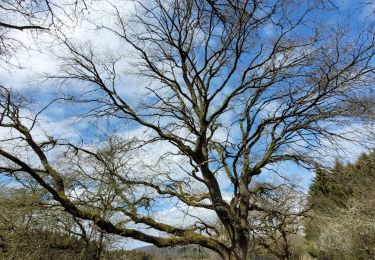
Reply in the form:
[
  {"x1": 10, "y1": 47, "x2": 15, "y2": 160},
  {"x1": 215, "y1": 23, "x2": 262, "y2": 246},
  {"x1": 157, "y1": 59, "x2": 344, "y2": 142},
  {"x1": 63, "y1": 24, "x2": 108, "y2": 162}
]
[{"x1": 306, "y1": 151, "x2": 375, "y2": 259}]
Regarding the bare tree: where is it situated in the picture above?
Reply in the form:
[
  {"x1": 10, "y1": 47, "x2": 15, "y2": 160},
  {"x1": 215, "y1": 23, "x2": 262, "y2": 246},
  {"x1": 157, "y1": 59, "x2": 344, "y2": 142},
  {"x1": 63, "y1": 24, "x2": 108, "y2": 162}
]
[
  {"x1": 0, "y1": 0, "x2": 374, "y2": 259},
  {"x1": 249, "y1": 182, "x2": 308, "y2": 259},
  {"x1": 0, "y1": 184, "x2": 103, "y2": 260}
]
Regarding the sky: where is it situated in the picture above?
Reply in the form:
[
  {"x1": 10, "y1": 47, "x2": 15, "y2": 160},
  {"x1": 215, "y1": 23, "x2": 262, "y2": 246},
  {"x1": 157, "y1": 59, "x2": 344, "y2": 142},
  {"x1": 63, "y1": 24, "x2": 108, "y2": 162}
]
[{"x1": 0, "y1": 0, "x2": 374, "y2": 249}]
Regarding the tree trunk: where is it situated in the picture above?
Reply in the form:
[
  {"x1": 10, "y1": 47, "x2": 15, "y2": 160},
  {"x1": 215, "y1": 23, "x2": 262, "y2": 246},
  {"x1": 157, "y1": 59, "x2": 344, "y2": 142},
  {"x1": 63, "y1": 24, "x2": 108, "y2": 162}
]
[{"x1": 224, "y1": 247, "x2": 250, "y2": 260}]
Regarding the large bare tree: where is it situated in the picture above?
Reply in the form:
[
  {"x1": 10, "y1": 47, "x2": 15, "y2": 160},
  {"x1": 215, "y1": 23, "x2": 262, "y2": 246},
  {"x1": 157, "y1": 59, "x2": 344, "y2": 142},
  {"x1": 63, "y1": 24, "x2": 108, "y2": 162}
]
[{"x1": 0, "y1": 0, "x2": 374, "y2": 259}]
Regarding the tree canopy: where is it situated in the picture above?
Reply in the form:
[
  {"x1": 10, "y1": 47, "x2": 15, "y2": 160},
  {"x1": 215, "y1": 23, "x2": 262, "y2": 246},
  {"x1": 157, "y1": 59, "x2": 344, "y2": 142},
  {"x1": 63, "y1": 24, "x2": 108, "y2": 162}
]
[{"x1": 0, "y1": 1, "x2": 374, "y2": 259}]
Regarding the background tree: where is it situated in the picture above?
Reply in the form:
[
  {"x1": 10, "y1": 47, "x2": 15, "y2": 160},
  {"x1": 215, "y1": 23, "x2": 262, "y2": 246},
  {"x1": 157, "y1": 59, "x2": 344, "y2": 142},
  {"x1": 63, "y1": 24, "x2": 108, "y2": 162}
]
[
  {"x1": 249, "y1": 182, "x2": 308, "y2": 260},
  {"x1": 0, "y1": 185, "x2": 104, "y2": 259},
  {"x1": 0, "y1": 0, "x2": 374, "y2": 259},
  {"x1": 306, "y1": 151, "x2": 375, "y2": 259}
]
